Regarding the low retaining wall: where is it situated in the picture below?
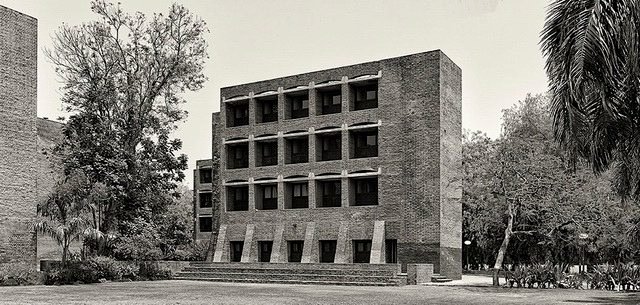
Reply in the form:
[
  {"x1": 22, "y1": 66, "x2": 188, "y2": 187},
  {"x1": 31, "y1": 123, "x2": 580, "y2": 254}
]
[{"x1": 407, "y1": 264, "x2": 433, "y2": 285}]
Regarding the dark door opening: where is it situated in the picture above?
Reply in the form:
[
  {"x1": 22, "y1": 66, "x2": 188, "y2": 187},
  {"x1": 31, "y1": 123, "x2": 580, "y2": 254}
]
[
  {"x1": 385, "y1": 239, "x2": 397, "y2": 263},
  {"x1": 319, "y1": 240, "x2": 337, "y2": 263},
  {"x1": 258, "y1": 241, "x2": 273, "y2": 262},
  {"x1": 288, "y1": 240, "x2": 304, "y2": 262},
  {"x1": 230, "y1": 241, "x2": 244, "y2": 262},
  {"x1": 353, "y1": 240, "x2": 371, "y2": 263}
]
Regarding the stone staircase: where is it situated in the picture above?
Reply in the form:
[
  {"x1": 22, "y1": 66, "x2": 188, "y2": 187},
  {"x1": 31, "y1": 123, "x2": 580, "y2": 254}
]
[
  {"x1": 431, "y1": 273, "x2": 453, "y2": 283},
  {"x1": 174, "y1": 262, "x2": 406, "y2": 286}
]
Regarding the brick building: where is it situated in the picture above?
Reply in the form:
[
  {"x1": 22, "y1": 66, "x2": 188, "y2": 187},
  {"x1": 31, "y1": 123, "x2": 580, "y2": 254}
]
[
  {"x1": 197, "y1": 50, "x2": 462, "y2": 279},
  {"x1": 0, "y1": 5, "x2": 38, "y2": 266},
  {"x1": 194, "y1": 159, "x2": 216, "y2": 240}
]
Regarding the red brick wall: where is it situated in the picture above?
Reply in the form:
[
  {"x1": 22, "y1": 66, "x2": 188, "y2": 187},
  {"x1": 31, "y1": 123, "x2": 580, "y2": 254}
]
[{"x1": 0, "y1": 5, "x2": 38, "y2": 266}]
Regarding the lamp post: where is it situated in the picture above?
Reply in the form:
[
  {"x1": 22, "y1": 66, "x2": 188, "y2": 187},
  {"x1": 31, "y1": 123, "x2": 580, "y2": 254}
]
[
  {"x1": 464, "y1": 240, "x2": 472, "y2": 271},
  {"x1": 578, "y1": 233, "x2": 589, "y2": 273}
]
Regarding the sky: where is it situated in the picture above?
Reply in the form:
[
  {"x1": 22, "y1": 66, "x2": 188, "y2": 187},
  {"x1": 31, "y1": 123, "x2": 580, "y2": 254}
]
[{"x1": 0, "y1": 0, "x2": 551, "y2": 188}]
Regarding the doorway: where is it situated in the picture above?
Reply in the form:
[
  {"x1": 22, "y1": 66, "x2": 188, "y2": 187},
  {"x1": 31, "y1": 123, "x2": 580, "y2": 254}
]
[
  {"x1": 353, "y1": 240, "x2": 371, "y2": 263},
  {"x1": 319, "y1": 240, "x2": 337, "y2": 263}
]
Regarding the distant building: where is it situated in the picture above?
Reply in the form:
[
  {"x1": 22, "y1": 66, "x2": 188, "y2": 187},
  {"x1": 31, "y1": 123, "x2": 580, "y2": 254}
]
[
  {"x1": 193, "y1": 159, "x2": 215, "y2": 241},
  {"x1": 0, "y1": 5, "x2": 38, "y2": 266},
  {"x1": 196, "y1": 51, "x2": 462, "y2": 279}
]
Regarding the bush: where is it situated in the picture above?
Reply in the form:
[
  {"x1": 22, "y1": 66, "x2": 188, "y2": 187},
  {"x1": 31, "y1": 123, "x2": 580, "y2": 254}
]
[
  {"x1": 138, "y1": 262, "x2": 172, "y2": 281},
  {"x1": 0, "y1": 263, "x2": 42, "y2": 286},
  {"x1": 43, "y1": 258, "x2": 171, "y2": 285}
]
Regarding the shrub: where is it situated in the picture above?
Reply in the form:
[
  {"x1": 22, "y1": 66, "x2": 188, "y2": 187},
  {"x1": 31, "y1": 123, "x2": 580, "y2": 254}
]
[
  {"x1": 138, "y1": 262, "x2": 172, "y2": 281},
  {"x1": 0, "y1": 263, "x2": 42, "y2": 286}
]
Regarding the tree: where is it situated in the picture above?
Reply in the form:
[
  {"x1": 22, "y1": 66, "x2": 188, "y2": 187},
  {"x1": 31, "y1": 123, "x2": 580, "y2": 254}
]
[
  {"x1": 47, "y1": 0, "x2": 209, "y2": 242},
  {"x1": 463, "y1": 94, "x2": 636, "y2": 286},
  {"x1": 34, "y1": 172, "x2": 102, "y2": 266},
  {"x1": 541, "y1": 0, "x2": 640, "y2": 200}
]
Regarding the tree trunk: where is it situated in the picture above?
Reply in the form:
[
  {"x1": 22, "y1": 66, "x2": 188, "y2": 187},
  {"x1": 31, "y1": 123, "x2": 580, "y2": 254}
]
[
  {"x1": 493, "y1": 199, "x2": 515, "y2": 286},
  {"x1": 62, "y1": 238, "x2": 69, "y2": 268}
]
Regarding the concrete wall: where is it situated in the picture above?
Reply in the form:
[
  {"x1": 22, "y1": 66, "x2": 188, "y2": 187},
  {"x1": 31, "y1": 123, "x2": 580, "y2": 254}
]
[{"x1": 0, "y1": 5, "x2": 38, "y2": 266}]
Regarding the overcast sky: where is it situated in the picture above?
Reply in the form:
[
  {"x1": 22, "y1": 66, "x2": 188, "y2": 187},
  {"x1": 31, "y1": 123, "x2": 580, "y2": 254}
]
[{"x1": 0, "y1": 0, "x2": 550, "y2": 188}]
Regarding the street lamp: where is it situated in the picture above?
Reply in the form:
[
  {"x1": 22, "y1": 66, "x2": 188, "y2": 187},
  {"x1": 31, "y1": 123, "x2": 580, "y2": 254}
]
[
  {"x1": 464, "y1": 240, "x2": 471, "y2": 270},
  {"x1": 578, "y1": 233, "x2": 589, "y2": 273}
]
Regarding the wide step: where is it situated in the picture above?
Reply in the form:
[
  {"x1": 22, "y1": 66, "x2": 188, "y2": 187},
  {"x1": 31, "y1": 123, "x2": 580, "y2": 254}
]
[
  {"x1": 431, "y1": 274, "x2": 453, "y2": 283},
  {"x1": 176, "y1": 263, "x2": 405, "y2": 286},
  {"x1": 173, "y1": 277, "x2": 400, "y2": 286}
]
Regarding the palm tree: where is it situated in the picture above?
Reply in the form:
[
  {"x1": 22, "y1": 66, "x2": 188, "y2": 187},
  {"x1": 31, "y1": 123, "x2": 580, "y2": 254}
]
[
  {"x1": 35, "y1": 172, "x2": 103, "y2": 266},
  {"x1": 541, "y1": 0, "x2": 640, "y2": 199}
]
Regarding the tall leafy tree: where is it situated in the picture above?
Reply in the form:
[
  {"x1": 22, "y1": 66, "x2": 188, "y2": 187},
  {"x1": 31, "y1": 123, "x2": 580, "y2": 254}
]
[
  {"x1": 541, "y1": 0, "x2": 640, "y2": 200},
  {"x1": 47, "y1": 1, "x2": 208, "y2": 238},
  {"x1": 463, "y1": 94, "x2": 635, "y2": 286}
]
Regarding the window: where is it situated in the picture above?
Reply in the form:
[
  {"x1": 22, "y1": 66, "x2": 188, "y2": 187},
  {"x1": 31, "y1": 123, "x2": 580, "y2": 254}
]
[
  {"x1": 287, "y1": 182, "x2": 308, "y2": 209},
  {"x1": 199, "y1": 168, "x2": 212, "y2": 183},
  {"x1": 199, "y1": 216, "x2": 213, "y2": 233},
  {"x1": 258, "y1": 241, "x2": 273, "y2": 262},
  {"x1": 353, "y1": 240, "x2": 372, "y2": 263},
  {"x1": 317, "y1": 133, "x2": 341, "y2": 161},
  {"x1": 257, "y1": 184, "x2": 278, "y2": 210},
  {"x1": 286, "y1": 92, "x2": 309, "y2": 119},
  {"x1": 286, "y1": 137, "x2": 309, "y2": 164},
  {"x1": 256, "y1": 141, "x2": 277, "y2": 167},
  {"x1": 288, "y1": 241, "x2": 304, "y2": 262},
  {"x1": 352, "y1": 83, "x2": 378, "y2": 110},
  {"x1": 227, "y1": 143, "x2": 249, "y2": 169},
  {"x1": 352, "y1": 177, "x2": 378, "y2": 206},
  {"x1": 199, "y1": 192, "x2": 212, "y2": 208},
  {"x1": 317, "y1": 180, "x2": 341, "y2": 208},
  {"x1": 227, "y1": 102, "x2": 249, "y2": 127},
  {"x1": 293, "y1": 183, "x2": 308, "y2": 197},
  {"x1": 351, "y1": 129, "x2": 378, "y2": 159},
  {"x1": 317, "y1": 87, "x2": 342, "y2": 115},
  {"x1": 230, "y1": 241, "x2": 244, "y2": 262},
  {"x1": 227, "y1": 186, "x2": 249, "y2": 211},
  {"x1": 256, "y1": 96, "x2": 278, "y2": 123}
]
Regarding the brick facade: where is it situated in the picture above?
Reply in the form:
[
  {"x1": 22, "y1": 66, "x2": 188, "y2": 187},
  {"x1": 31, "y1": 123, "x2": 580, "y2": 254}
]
[
  {"x1": 0, "y1": 5, "x2": 38, "y2": 266},
  {"x1": 198, "y1": 51, "x2": 462, "y2": 279}
]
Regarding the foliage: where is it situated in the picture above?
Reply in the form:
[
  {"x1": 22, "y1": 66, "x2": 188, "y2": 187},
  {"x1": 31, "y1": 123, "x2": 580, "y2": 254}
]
[
  {"x1": 46, "y1": 0, "x2": 208, "y2": 244},
  {"x1": 44, "y1": 257, "x2": 172, "y2": 285},
  {"x1": 505, "y1": 263, "x2": 569, "y2": 289},
  {"x1": 111, "y1": 219, "x2": 163, "y2": 261},
  {"x1": 463, "y1": 94, "x2": 639, "y2": 283},
  {"x1": 541, "y1": 0, "x2": 640, "y2": 200},
  {"x1": 504, "y1": 263, "x2": 640, "y2": 291},
  {"x1": 0, "y1": 263, "x2": 43, "y2": 286},
  {"x1": 34, "y1": 171, "x2": 104, "y2": 265}
]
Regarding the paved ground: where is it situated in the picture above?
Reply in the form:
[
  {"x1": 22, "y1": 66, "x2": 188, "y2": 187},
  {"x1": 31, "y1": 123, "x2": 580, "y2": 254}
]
[{"x1": 0, "y1": 280, "x2": 639, "y2": 305}]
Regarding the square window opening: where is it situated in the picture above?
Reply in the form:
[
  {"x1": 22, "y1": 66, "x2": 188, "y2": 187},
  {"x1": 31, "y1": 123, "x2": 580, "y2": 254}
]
[
  {"x1": 198, "y1": 216, "x2": 213, "y2": 233},
  {"x1": 286, "y1": 92, "x2": 310, "y2": 119}
]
